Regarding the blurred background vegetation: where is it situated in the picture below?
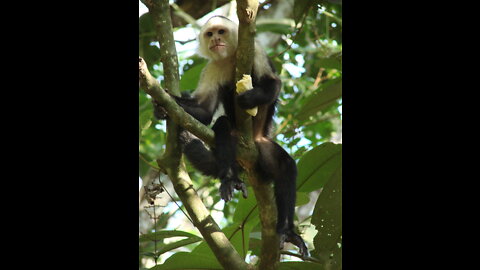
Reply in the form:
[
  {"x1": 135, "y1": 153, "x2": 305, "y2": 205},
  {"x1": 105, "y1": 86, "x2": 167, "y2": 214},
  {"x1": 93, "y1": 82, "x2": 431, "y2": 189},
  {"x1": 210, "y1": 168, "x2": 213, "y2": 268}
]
[{"x1": 139, "y1": 0, "x2": 342, "y2": 269}]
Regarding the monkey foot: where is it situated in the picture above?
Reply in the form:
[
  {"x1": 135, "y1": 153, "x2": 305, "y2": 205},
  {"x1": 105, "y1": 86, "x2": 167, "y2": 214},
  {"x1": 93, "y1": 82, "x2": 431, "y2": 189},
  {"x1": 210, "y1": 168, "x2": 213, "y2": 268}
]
[
  {"x1": 220, "y1": 178, "x2": 248, "y2": 202},
  {"x1": 152, "y1": 100, "x2": 168, "y2": 120},
  {"x1": 279, "y1": 232, "x2": 309, "y2": 259}
]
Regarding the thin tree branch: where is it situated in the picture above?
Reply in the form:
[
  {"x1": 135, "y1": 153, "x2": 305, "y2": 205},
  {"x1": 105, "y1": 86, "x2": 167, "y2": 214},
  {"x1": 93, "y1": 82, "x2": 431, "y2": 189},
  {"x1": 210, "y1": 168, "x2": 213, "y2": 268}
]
[
  {"x1": 171, "y1": 2, "x2": 201, "y2": 29},
  {"x1": 274, "y1": 7, "x2": 310, "y2": 58},
  {"x1": 139, "y1": 58, "x2": 214, "y2": 147}
]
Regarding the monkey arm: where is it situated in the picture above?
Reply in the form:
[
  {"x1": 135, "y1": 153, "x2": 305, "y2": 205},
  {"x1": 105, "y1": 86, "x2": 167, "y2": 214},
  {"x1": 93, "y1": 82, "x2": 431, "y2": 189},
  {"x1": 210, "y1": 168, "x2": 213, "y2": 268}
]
[
  {"x1": 236, "y1": 75, "x2": 281, "y2": 109},
  {"x1": 152, "y1": 90, "x2": 213, "y2": 126},
  {"x1": 173, "y1": 95, "x2": 213, "y2": 125}
]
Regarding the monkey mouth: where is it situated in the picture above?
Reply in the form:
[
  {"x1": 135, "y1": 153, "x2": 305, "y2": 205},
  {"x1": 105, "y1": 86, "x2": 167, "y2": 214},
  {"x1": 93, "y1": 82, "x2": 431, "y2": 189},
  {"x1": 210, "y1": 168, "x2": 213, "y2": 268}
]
[{"x1": 210, "y1": 44, "x2": 226, "y2": 50}]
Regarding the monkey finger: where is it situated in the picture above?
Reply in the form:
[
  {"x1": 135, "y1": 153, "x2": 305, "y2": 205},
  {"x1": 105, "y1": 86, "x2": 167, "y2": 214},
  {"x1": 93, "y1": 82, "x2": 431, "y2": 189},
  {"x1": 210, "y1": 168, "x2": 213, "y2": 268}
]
[
  {"x1": 236, "y1": 183, "x2": 248, "y2": 198},
  {"x1": 220, "y1": 183, "x2": 233, "y2": 202}
]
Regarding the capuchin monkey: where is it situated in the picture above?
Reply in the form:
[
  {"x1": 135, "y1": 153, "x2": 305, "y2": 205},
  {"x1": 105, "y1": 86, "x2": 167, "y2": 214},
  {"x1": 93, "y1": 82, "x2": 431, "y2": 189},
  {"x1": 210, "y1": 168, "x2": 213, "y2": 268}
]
[{"x1": 152, "y1": 15, "x2": 308, "y2": 257}]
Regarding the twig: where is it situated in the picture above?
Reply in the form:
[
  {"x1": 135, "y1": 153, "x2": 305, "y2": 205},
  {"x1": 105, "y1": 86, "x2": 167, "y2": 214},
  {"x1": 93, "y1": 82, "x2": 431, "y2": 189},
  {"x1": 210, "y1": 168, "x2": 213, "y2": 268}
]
[
  {"x1": 175, "y1": 38, "x2": 196, "y2": 45},
  {"x1": 171, "y1": 3, "x2": 201, "y2": 29},
  {"x1": 280, "y1": 251, "x2": 321, "y2": 263},
  {"x1": 274, "y1": 6, "x2": 310, "y2": 58},
  {"x1": 139, "y1": 154, "x2": 163, "y2": 172},
  {"x1": 157, "y1": 174, "x2": 194, "y2": 224},
  {"x1": 275, "y1": 113, "x2": 341, "y2": 137}
]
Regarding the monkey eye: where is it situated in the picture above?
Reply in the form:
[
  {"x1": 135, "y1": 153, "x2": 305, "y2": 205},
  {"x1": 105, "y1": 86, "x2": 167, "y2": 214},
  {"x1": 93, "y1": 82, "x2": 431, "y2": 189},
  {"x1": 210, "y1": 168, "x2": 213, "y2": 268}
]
[
  {"x1": 206, "y1": 32, "x2": 213, "y2": 37},
  {"x1": 218, "y1": 29, "x2": 225, "y2": 34}
]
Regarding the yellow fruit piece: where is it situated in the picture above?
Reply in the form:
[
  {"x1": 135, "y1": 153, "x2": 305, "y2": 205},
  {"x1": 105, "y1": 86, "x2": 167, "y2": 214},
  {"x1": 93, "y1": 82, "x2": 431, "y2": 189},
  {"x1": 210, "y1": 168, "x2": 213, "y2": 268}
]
[{"x1": 235, "y1": 74, "x2": 258, "y2": 116}]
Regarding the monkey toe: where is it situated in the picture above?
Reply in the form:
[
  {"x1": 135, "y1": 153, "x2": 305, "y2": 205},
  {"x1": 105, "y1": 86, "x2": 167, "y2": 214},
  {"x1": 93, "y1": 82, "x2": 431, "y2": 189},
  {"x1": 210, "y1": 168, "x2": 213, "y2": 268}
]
[
  {"x1": 234, "y1": 181, "x2": 248, "y2": 198},
  {"x1": 220, "y1": 182, "x2": 234, "y2": 202},
  {"x1": 220, "y1": 178, "x2": 247, "y2": 201},
  {"x1": 152, "y1": 100, "x2": 168, "y2": 120},
  {"x1": 282, "y1": 232, "x2": 309, "y2": 258}
]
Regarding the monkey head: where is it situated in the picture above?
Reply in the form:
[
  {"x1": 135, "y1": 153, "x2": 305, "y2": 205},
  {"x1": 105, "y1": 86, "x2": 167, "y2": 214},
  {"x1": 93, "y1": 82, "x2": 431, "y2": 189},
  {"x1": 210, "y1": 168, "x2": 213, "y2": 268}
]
[{"x1": 198, "y1": 16, "x2": 238, "y2": 61}]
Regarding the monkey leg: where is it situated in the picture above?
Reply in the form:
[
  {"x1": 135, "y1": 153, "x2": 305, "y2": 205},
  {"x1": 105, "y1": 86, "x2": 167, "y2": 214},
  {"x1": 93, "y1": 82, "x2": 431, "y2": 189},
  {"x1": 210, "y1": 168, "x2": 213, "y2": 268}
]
[
  {"x1": 256, "y1": 138, "x2": 309, "y2": 258},
  {"x1": 181, "y1": 130, "x2": 219, "y2": 177},
  {"x1": 212, "y1": 116, "x2": 247, "y2": 201},
  {"x1": 181, "y1": 121, "x2": 247, "y2": 202}
]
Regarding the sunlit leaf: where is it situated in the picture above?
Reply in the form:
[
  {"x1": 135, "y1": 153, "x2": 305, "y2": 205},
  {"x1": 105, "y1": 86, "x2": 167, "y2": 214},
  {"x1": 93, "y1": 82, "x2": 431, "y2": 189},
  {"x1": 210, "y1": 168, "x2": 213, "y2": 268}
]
[
  {"x1": 153, "y1": 237, "x2": 203, "y2": 256},
  {"x1": 150, "y1": 252, "x2": 222, "y2": 270},
  {"x1": 139, "y1": 230, "x2": 201, "y2": 242}
]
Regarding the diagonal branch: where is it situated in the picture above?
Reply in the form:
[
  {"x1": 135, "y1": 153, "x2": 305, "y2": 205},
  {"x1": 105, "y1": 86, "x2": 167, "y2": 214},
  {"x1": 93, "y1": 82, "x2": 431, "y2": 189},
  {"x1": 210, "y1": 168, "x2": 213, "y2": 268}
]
[{"x1": 139, "y1": 58, "x2": 214, "y2": 147}]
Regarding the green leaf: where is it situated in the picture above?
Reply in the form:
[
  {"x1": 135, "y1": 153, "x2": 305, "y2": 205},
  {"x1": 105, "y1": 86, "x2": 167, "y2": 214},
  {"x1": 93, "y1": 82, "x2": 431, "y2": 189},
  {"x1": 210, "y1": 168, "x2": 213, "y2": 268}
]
[
  {"x1": 140, "y1": 109, "x2": 153, "y2": 130},
  {"x1": 139, "y1": 13, "x2": 155, "y2": 36},
  {"x1": 154, "y1": 237, "x2": 203, "y2": 256},
  {"x1": 296, "y1": 192, "x2": 310, "y2": 206},
  {"x1": 256, "y1": 19, "x2": 295, "y2": 35},
  {"x1": 311, "y1": 167, "x2": 342, "y2": 269},
  {"x1": 321, "y1": 0, "x2": 342, "y2": 6},
  {"x1": 191, "y1": 221, "x2": 255, "y2": 260},
  {"x1": 318, "y1": 56, "x2": 342, "y2": 71},
  {"x1": 232, "y1": 187, "x2": 259, "y2": 224},
  {"x1": 293, "y1": 0, "x2": 317, "y2": 25},
  {"x1": 141, "y1": 252, "x2": 156, "y2": 257},
  {"x1": 223, "y1": 223, "x2": 255, "y2": 259},
  {"x1": 296, "y1": 79, "x2": 342, "y2": 121},
  {"x1": 140, "y1": 42, "x2": 161, "y2": 68},
  {"x1": 139, "y1": 13, "x2": 161, "y2": 67},
  {"x1": 278, "y1": 261, "x2": 326, "y2": 270},
  {"x1": 149, "y1": 252, "x2": 222, "y2": 270},
  {"x1": 296, "y1": 142, "x2": 342, "y2": 192},
  {"x1": 139, "y1": 230, "x2": 201, "y2": 242},
  {"x1": 179, "y1": 62, "x2": 206, "y2": 91}
]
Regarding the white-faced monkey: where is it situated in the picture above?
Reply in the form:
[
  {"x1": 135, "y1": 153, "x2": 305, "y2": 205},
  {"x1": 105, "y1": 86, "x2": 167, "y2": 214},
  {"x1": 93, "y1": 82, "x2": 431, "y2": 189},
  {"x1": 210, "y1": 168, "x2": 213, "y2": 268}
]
[{"x1": 152, "y1": 16, "x2": 308, "y2": 257}]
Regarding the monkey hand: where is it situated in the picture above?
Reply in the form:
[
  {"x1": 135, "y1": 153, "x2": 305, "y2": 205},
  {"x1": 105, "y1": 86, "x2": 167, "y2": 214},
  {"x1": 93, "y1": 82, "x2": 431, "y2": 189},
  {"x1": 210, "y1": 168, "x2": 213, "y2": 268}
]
[
  {"x1": 236, "y1": 74, "x2": 258, "y2": 116},
  {"x1": 220, "y1": 177, "x2": 248, "y2": 202},
  {"x1": 152, "y1": 99, "x2": 168, "y2": 120}
]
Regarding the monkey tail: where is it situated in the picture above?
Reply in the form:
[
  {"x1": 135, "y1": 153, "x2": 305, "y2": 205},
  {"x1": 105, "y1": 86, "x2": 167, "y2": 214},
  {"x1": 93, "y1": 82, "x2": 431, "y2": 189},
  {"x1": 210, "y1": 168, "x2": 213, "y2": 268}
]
[
  {"x1": 256, "y1": 138, "x2": 309, "y2": 257},
  {"x1": 255, "y1": 139, "x2": 297, "y2": 234}
]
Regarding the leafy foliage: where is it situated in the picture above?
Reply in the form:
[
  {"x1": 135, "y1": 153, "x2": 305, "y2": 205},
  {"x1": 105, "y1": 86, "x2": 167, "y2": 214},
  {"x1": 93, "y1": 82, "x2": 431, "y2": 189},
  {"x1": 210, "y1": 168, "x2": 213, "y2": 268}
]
[{"x1": 139, "y1": 0, "x2": 342, "y2": 269}]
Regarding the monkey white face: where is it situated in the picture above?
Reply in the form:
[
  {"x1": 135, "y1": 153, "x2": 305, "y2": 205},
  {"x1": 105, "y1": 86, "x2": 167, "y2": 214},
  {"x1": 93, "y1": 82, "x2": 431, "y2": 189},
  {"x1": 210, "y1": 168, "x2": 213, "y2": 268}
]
[{"x1": 198, "y1": 16, "x2": 238, "y2": 61}]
